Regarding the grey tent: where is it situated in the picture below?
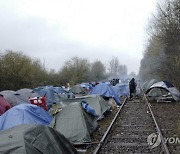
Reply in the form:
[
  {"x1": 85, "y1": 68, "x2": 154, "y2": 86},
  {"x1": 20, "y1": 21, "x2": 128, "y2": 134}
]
[
  {"x1": 146, "y1": 81, "x2": 180, "y2": 101},
  {"x1": 69, "y1": 84, "x2": 86, "y2": 95},
  {"x1": 15, "y1": 88, "x2": 41, "y2": 103},
  {"x1": 0, "y1": 124, "x2": 78, "y2": 154},
  {"x1": 54, "y1": 95, "x2": 111, "y2": 118},
  {"x1": 49, "y1": 102, "x2": 98, "y2": 145},
  {"x1": 0, "y1": 90, "x2": 29, "y2": 106},
  {"x1": 142, "y1": 79, "x2": 158, "y2": 93}
]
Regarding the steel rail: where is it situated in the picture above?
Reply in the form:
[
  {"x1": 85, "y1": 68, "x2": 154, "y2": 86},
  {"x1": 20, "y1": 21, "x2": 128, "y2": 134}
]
[
  {"x1": 93, "y1": 97, "x2": 127, "y2": 154},
  {"x1": 143, "y1": 93, "x2": 170, "y2": 154}
]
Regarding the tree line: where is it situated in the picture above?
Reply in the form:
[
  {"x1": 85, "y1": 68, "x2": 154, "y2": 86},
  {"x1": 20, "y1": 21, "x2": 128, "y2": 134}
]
[
  {"x1": 139, "y1": 0, "x2": 180, "y2": 89},
  {"x1": 0, "y1": 50, "x2": 128, "y2": 91}
]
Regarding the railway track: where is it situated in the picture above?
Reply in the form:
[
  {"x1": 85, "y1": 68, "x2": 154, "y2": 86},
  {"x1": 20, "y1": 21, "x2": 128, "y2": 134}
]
[{"x1": 92, "y1": 95, "x2": 174, "y2": 154}]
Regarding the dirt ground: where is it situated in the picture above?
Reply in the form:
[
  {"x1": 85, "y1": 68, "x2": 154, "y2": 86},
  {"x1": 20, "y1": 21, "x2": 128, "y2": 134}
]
[{"x1": 150, "y1": 101, "x2": 180, "y2": 153}]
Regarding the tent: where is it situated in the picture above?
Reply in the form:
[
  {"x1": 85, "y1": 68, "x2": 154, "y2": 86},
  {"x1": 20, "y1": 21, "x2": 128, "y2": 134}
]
[
  {"x1": 81, "y1": 82, "x2": 93, "y2": 91},
  {"x1": 146, "y1": 81, "x2": 180, "y2": 101},
  {"x1": 0, "y1": 124, "x2": 78, "y2": 154},
  {"x1": 0, "y1": 104, "x2": 53, "y2": 130},
  {"x1": 69, "y1": 84, "x2": 86, "y2": 95},
  {"x1": 33, "y1": 86, "x2": 56, "y2": 108},
  {"x1": 112, "y1": 83, "x2": 129, "y2": 97},
  {"x1": 54, "y1": 87, "x2": 75, "y2": 100},
  {"x1": 15, "y1": 88, "x2": 40, "y2": 103},
  {"x1": 143, "y1": 79, "x2": 159, "y2": 93},
  {"x1": 49, "y1": 102, "x2": 98, "y2": 145},
  {"x1": 54, "y1": 95, "x2": 111, "y2": 117},
  {"x1": 55, "y1": 92, "x2": 75, "y2": 100},
  {"x1": 89, "y1": 83, "x2": 121, "y2": 105},
  {"x1": 0, "y1": 90, "x2": 29, "y2": 107},
  {"x1": 53, "y1": 86, "x2": 68, "y2": 94},
  {"x1": 0, "y1": 95, "x2": 11, "y2": 115}
]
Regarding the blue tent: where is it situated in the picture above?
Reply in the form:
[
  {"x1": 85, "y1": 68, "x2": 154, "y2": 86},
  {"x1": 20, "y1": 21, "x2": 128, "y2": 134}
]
[
  {"x1": 89, "y1": 83, "x2": 121, "y2": 105},
  {"x1": 53, "y1": 87, "x2": 67, "y2": 94},
  {"x1": 33, "y1": 86, "x2": 56, "y2": 108},
  {"x1": 81, "y1": 83, "x2": 93, "y2": 91},
  {"x1": 112, "y1": 83, "x2": 129, "y2": 97},
  {"x1": 0, "y1": 104, "x2": 53, "y2": 131}
]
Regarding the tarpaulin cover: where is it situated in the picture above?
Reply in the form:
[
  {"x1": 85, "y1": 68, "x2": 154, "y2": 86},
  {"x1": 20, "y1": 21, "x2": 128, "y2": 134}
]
[
  {"x1": 89, "y1": 83, "x2": 121, "y2": 105},
  {"x1": 112, "y1": 83, "x2": 129, "y2": 97},
  {"x1": 142, "y1": 79, "x2": 158, "y2": 93},
  {"x1": 54, "y1": 87, "x2": 67, "y2": 94},
  {"x1": 33, "y1": 86, "x2": 56, "y2": 108},
  {"x1": 0, "y1": 124, "x2": 78, "y2": 154},
  {"x1": 146, "y1": 81, "x2": 180, "y2": 101},
  {"x1": 0, "y1": 104, "x2": 53, "y2": 130},
  {"x1": 81, "y1": 101, "x2": 98, "y2": 117}
]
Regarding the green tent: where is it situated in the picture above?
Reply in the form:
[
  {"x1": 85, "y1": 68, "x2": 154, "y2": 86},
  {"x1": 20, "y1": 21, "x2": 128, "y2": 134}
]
[
  {"x1": 49, "y1": 102, "x2": 98, "y2": 145},
  {"x1": 50, "y1": 95, "x2": 111, "y2": 118},
  {"x1": 61, "y1": 95, "x2": 110, "y2": 117},
  {"x1": 0, "y1": 124, "x2": 78, "y2": 154}
]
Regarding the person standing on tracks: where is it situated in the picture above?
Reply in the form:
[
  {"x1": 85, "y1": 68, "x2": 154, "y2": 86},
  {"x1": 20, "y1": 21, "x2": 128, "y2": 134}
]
[{"x1": 129, "y1": 78, "x2": 137, "y2": 100}]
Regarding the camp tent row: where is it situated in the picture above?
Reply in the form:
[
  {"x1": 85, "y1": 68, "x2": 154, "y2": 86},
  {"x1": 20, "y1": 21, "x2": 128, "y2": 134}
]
[
  {"x1": 0, "y1": 87, "x2": 119, "y2": 152},
  {"x1": 0, "y1": 95, "x2": 113, "y2": 152},
  {"x1": 0, "y1": 102, "x2": 79, "y2": 153},
  {"x1": 0, "y1": 81, "x2": 129, "y2": 152},
  {"x1": 0, "y1": 86, "x2": 75, "y2": 112}
]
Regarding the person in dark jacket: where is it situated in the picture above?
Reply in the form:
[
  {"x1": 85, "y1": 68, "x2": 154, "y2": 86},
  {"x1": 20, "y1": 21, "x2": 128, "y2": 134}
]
[{"x1": 129, "y1": 78, "x2": 137, "y2": 99}]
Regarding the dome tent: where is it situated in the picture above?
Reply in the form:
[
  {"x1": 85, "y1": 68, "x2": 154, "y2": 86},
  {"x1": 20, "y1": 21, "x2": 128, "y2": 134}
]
[
  {"x1": 53, "y1": 95, "x2": 111, "y2": 118},
  {"x1": 0, "y1": 124, "x2": 78, "y2": 154},
  {"x1": 15, "y1": 88, "x2": 40, "y2": 102},
  {"x1": 49, "y1": 102, "x2": 98, "y2": 145},
  {"x1": 0, "y1": 90, "x2": 28, "y2": 107},
  {"x1": 0, "y1": 104, "x2": 53, "y2": 130},
  {"x1": 142, "y1": 79, "x2": 159, "y2": 93},
  {"x1": 146, "y1": 81, "x2": 180, "y2": 101}
]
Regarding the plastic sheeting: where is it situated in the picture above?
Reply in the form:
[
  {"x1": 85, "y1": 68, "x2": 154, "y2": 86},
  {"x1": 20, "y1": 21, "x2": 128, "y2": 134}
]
[
  {"x1": 0, "y1": 124, "x2": 78, "y2": 154},
  {"x1": 0, "y1": 104, "x2": 53, "y2": 130},
  {"x1": 112, "y1": 83, "x2": 129, "y2": 97},
  {"x1": 33, "y1": 86, "x2": 56, "y2": 108},
  {"x1": 89, "y1": 83, "x2": 121, "y2": 105},
  {"x1": 146, "y1": 81, "x2": 180, "y2": 101},
  {"x1": 81, "y1": 101, "x2": 98, "y2": 117}
]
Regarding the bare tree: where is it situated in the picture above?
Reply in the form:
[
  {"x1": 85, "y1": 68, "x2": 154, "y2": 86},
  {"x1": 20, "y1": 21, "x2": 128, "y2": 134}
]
[
  {"x1": 58, "y1": 57, "x2": 90, "y2": 85},
  {"x1": 109, "y1": 57, "x2": 128, "y2": 79},
  {"x1": 90, "y1": 60, "x2": 107, "y2": 81}
]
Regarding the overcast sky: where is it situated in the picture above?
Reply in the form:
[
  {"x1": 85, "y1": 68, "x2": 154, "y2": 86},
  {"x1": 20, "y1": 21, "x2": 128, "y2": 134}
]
[{"x1": 0, "y1": 0, "x2": 157, "y2": 74}]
